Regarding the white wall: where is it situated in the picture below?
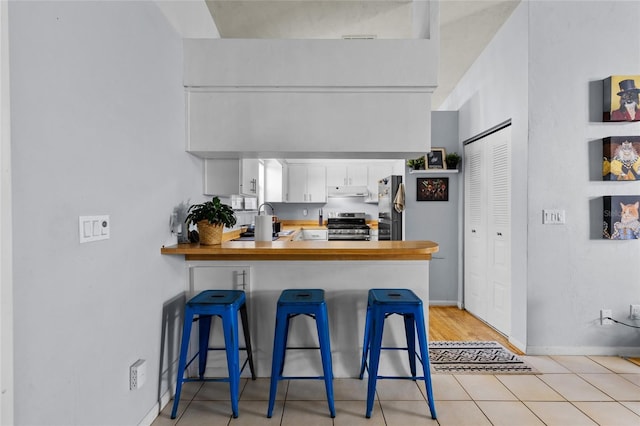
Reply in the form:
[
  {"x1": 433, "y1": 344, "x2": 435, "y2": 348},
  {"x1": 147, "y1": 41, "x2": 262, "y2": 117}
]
[
  {"x1": 441, "y1": 0, "x2": 640, "y2": 354},
  {"x1": 9, "y1": 2, "x2": 202, "y2": 424},
  {"x1": 526, "y1": 0, "x2": 640, "y2": 354},
  {"x1": 440, "y1": 1, "x2": 529, "y2": 350},
  {"x1": 1, "y1": 0, "x2": 14, "y2": 423}
]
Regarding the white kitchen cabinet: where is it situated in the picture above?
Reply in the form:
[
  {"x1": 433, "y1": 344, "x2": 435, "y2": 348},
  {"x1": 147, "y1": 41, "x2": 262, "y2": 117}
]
[
  {"x1": 285, "y1": 164, "x2": 326, "y2": 203},
  {"x1": 326, "y1": 164, "x2": 368, "y2": 187},
  {"x1": 204, "y1": 159, "x2": 259, "y2": 197},
  {"x1": 302, "y1": 229, "x2": 328, "y2": 241},
  {"x1": 365, "y1": 163, "x2": 394, "y2": 203}
]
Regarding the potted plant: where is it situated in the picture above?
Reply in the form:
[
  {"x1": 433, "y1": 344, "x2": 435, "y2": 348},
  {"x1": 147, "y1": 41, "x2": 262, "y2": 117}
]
[
  {"x1": 445, "y1": 152, "x2": 462, "y2": 170},
  {"x1": 185, "y1": 196, "x2": 237, "y2": 245},
  {"x1": 406, "y1": 155, "x2": 426, "y2": 170}
]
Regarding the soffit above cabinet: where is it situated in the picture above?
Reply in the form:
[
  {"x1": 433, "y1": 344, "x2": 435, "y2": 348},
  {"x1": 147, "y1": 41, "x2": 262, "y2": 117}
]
[{"x1": 184, "y1": 39, "x2": 438, "y2": 88}]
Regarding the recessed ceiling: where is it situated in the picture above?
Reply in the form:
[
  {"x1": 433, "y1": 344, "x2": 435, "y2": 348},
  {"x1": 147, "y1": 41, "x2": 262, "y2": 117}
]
[{"x1": 158, "y1": 0, "x2": 520, "y2": 108}]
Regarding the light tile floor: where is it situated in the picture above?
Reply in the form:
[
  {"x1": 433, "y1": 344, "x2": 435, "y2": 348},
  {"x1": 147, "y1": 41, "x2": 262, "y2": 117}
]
[{"x1": 152, "y1": 356, "x2": 640, "y2": 426}]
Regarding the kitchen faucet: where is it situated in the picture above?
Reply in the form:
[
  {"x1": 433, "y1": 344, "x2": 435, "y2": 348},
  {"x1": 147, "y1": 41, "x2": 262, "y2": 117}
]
[{"x1": 258, "y1": 203, "x2": 275, "y2": 216}]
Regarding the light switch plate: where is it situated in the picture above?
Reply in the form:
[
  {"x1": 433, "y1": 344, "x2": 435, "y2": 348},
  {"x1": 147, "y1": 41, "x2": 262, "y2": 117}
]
[
  {"x1": 543, "y1": 209, "x2": 566, "y2": 224},
  {"x1": 79, "y1": 215, "x2": 110, "y2": 243}
]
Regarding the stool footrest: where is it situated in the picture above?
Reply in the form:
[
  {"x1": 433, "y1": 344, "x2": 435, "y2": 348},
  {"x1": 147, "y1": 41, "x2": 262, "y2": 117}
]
[
  {"x1": 183, "y1": 377, "x2": 231, "y2": 383},
  {"x1": 373, "y1": 375, "x2": 427, "y2": 380},
  {"x1": 280, "y1": 375, "x2": 328, "y2": 380}
]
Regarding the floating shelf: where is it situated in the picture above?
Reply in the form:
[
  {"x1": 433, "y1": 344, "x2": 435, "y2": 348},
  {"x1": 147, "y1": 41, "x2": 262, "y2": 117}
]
[{"x1": 409, "y1": 169, "x2": 459, "y2": 174}]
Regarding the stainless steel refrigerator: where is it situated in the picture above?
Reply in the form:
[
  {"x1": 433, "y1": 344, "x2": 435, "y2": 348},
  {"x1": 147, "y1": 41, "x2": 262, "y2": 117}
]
[{"x1": 378, "y1": 175, "x2": 403, "y2": 240}]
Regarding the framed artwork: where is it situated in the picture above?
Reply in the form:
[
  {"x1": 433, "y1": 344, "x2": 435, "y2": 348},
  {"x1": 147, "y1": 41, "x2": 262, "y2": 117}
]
[
  {"x1": 602, "y1": 136, "x2": 640, "y2": 180},
  {"x1": 417, "y1": 177, "x2": 449, "y2": 201},
  {"x1": 603, "y1": 75, "x2": 640, "y2": 122},
  {"x1": 603, "y1": 195, "x2": 640, "y2": 239},
  {"x1": 427, "y1": 148, "x2": 446, "y2": 169}
]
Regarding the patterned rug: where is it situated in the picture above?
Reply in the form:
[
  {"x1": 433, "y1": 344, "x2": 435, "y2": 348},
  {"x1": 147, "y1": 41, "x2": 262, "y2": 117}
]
[{"x1": 429, "y1": 341, "x2": 538, "y2": 374}]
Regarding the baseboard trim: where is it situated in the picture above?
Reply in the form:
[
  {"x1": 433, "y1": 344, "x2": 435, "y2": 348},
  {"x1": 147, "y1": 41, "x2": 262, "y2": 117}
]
[
  {"x1": 139, "y1": 389, "x2": 172, "y2": 426},
  {"x1": 429, "y1": 300, "x2": 458, "y2": 306},
  {"x1": 508, "y1": 337, "x2": 527, "y2": 353},
  {"x1": 526, "y1": 346, "x2": 640, "y2": 356}
]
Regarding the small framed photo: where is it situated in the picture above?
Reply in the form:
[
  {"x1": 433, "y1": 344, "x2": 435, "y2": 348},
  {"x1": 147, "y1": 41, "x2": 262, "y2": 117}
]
[
  {"x1": 417, "y1": 177, "x2": 449, "y2": 201},
  {"x1": 427, "y1": 148, "x2": 446, "y2": 169}
]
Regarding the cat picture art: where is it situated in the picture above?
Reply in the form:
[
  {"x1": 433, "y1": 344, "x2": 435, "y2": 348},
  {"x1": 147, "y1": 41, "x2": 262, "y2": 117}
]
[
  {"x1": 603, "y1": 196, "x2": 640, "y2": 240},
  {"x1": 602, "y1": 136, "x2": 640, "y2": 181}
]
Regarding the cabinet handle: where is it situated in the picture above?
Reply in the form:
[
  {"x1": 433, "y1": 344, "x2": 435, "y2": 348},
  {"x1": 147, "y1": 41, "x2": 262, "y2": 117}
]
[
  {"x1": 309, "y1": 194, "x2": 312, "y2": 202},
  {"x1": 497, "y1": 232, "x2": 502, "y2": 236},
  {"x1": 472, "y1": 229, "x2": 476, "y2": 233}
]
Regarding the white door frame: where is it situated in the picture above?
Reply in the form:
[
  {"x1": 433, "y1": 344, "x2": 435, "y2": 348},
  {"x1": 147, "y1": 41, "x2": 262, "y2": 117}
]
[{"x1": 1, "y1": 1, "x2": 14, "y2": 423}]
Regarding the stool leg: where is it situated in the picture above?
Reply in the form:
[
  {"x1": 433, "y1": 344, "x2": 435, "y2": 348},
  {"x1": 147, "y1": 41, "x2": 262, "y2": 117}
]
[
  {"x1": 316, "y1": 306, "x2": 336, "y2": 418},
  {"x1": 403, "y1": 313, "x2": 417, "y2": 379},
  {"x1": 278, "y1": 314, "x2": 292, "y2": 376},
  {"x1": 366, "y1": 308, "x2": 385, "y2": 419},
  {"x1": 239, "y1": 303, "x2": 256, "y2": 380},
  {"x1": 267, "y1": 310, "x2": 288, "y2": 418},
  {"x1": 359, "y1": 304, "x2": 372, "y2": 380},
  {"x1": 415, "y1": 308, "x2": 437, "y2": 420},
  {"x1": 171, "y1": 306, "x2": 194, "y2": 419},
  {"x1": 223, "y1": 309, "x2": 241, "y2": 418},
  {"x1": 198, "y1": 315, "x2": 212, "y2": 379}
]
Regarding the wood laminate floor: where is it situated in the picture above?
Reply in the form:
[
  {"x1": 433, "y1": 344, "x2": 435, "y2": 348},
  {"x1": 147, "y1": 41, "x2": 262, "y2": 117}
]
[{"x1": 429, "y1": 306, "x2": 523, "y2": 355}]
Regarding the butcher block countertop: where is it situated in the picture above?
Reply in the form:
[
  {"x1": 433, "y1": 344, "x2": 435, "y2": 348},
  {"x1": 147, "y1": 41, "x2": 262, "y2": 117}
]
[{"x1": 160, "y1": 240, "x2": 439, "y2": 261}]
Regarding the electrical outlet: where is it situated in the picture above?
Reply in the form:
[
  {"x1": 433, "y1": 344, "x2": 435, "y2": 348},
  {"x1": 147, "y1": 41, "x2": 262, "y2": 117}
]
[
  {"x1": 630, "y1": 304, "x2": 640, "y2": 320},
  {"x1": 600, "y1": 309, "x2": 613, "y2": 325},
  {"x1": 130, "y1": 359, "x2": 146, "y2": 390}
]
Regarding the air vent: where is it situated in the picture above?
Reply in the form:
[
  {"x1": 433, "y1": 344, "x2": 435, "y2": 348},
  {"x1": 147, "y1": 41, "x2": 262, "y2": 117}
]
[{"x1": 342, "y1": 35, "x2": 377, "y2": 39}]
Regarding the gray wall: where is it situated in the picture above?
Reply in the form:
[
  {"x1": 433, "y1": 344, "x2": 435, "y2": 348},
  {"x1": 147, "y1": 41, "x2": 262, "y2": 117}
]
[
  {"x1": 10, "y1": 2, "x2": 202, "y2": 424},
  {"x1": 405, "y1": 111, "x2": 460, "y2": 305},
  {"x1": 441, "y1": 1, "x2": 640, "y2": 354}
]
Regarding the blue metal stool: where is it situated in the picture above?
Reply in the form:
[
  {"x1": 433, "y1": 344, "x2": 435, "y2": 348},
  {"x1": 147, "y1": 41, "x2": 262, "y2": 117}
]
[
  {"x1": 267, "y1": 289, "x2": 336, "y2": 418},
  {"x1": 171, "y1": 290, "x2": 255, "y2": 419},
  {"x1": 358, "y1": 288, "x2": 436, "y2": 419}
]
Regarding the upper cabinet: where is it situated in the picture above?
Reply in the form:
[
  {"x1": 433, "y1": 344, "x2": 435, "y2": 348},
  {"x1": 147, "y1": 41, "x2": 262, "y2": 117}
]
[
  {"x1": 366, "y1": 163, "x2": 395, "y2": 203},
  {"x1": 285, "y1": 164, "x2": 326, "y2": 203},
  {"x1": 326, "y1": 164, "x2": 368, "y2": 187},
  {"x1": 204, "y1": 159, "x2": 259, "y2": 197},
  {"x1": 184, "y1": 39, "x2": 438, "y2": 158}
]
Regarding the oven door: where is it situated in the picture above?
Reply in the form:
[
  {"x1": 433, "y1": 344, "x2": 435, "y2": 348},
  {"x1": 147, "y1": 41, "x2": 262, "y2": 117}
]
[{"x1": 328, "y1": 234, "x2": 370, "y2": 241}]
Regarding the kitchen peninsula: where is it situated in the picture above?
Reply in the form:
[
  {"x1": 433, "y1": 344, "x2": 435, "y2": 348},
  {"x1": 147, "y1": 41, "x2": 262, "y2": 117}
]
[{"x1": 161, "y1": 237, "x2": 438, "y2": 378}]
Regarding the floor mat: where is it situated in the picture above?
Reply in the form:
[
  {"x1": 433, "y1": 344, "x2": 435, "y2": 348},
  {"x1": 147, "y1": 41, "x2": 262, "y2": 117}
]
[{"x1": 429, "y1": 341, "x2": 538, "y2": 374}]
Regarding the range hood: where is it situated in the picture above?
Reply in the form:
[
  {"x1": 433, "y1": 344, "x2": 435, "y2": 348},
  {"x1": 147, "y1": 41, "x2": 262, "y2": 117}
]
[{"x1": 327, "y1": 185, "x2": 369, "y2": 198}]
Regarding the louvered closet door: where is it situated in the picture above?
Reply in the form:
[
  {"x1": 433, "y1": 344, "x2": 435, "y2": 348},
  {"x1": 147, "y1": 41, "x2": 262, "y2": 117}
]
[
  {"x1": 485, "y1": 128, "x2": 512, "y2": 335},
  {"x1": 464, "y1": 141, "x2": 488, "y2": 321}
]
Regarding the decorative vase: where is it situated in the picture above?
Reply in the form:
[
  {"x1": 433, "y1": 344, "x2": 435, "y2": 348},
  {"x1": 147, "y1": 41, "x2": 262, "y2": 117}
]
[{"x1": 197, "y1": 221, "x2": 224, "y2": 245}]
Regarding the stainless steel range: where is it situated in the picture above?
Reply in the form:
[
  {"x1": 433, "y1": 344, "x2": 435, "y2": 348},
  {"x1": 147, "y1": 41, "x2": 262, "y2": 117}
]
[{"x1": 327, "y1": 212, "x2": 370, "y2": 241}]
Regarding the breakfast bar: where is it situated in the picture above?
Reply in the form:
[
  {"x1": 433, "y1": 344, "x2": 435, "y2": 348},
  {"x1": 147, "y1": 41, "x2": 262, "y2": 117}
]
[{"x1": 161, "y1": 239, "x2": 438, "y2": 378}]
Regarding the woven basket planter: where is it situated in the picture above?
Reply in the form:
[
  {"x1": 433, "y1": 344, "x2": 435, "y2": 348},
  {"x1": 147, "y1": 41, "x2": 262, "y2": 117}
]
[{"x1": 197, "y1": 221, "x2": 224, "y2": 245}]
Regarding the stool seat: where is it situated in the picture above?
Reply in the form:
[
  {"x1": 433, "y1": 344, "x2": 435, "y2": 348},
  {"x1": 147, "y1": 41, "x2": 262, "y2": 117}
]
[
  {"x1": 267, "y1": 289, "x2": 335, "y2": 418},
  {"x1": 277, "y1": 288, "x2": 325, "y2": 305},
  {"x1": 171, "y1": 290, "x2": 255, "y2": 419},
  {"x1": 359, "y1": 288, "x2": 437, "y2": 419},
  {"x1": 189, "y1": 289, "x2": 246, "y2": 306}
]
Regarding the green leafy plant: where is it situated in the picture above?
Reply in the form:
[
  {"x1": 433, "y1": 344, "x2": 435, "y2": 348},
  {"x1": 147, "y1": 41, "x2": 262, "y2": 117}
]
[
  {"x1": 445, "y1": 152, "x2": 461, "y2": 169},
  {"x1": 406, "y1": 156, "x2": 426, "y2": 170},
  {"x1": 185, "y1": 196, "x2": 237, "y2": 228}
]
